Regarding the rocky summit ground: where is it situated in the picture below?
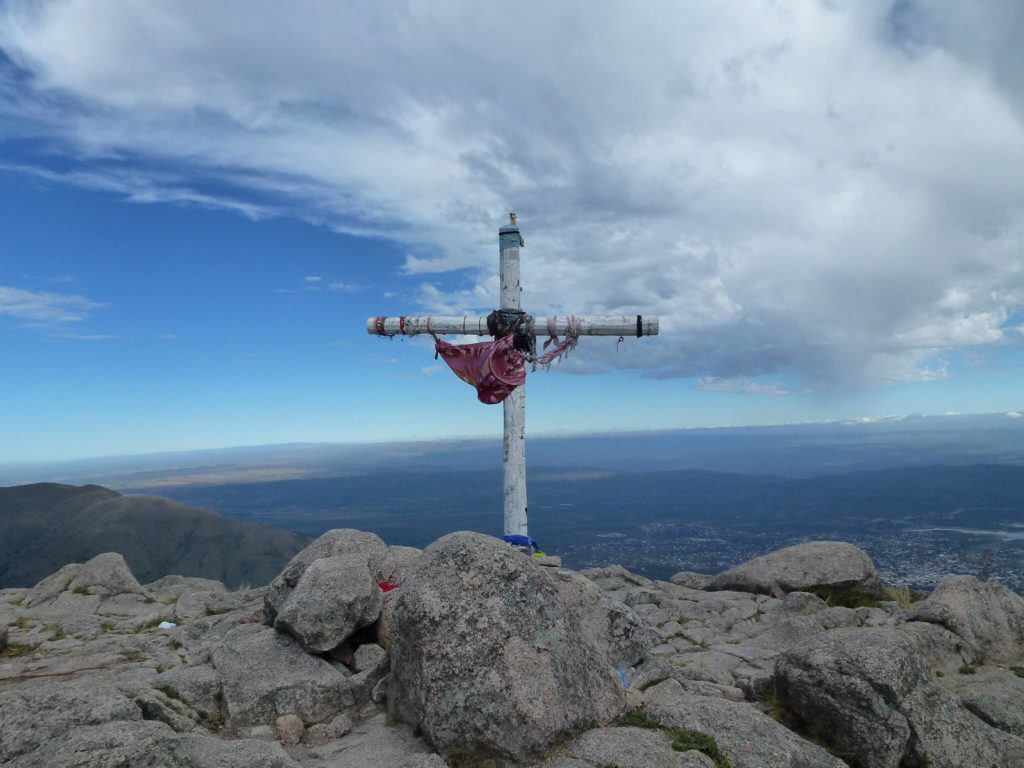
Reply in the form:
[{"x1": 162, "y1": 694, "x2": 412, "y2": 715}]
[{"x1": 2, "y1": 533, "x2": 1024, "y2": 768}]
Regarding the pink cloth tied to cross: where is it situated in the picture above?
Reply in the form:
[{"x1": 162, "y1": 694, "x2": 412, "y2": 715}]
[{"x1": 435, "y1": 334, "x2": 525, "y2": 404}]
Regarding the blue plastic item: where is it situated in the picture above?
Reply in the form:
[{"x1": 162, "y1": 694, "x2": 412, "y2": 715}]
[
  {"x1": 616, "y1": 667, "x2": 636, "y2": 689},
  {"x1": 503, "y1": 534, "x2": 541, "y2": 551}
]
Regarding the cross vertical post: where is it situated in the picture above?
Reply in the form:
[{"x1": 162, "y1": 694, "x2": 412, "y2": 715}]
[
  {"x1": 498, "y1": 217, "x2": 528, "y2": 537},
  {"x1": 366, "y1": 216, "x2": 660, "y2": 550}
]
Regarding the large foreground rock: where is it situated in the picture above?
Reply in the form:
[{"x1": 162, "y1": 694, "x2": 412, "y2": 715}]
[
  {"x1": 915, "y1": 575, "x2": 1024, "y2": 663},
  {"x1": 388, "y1": 532, "x2": 646, "y2": 764},
  {"x1": 775, "y1": 626, "x2": 1024, "y2": 767},
  {"x1": 273, "y1": 552, "x2": 381, "y2": 652},
  {"x1": 709, "y1": 541, "x2": 880, "y2": 597},
  {"x1": 25, "y1": 552, "x2": 147, "y2": 607},
  {"x1": 644, "y1": 678, "x2": 846, "y2": 767},
  {"x1": 540, "y1": 726, "x2": 715, "y2": 767},
  {"x1": 210, "y1": 625, "x2": 354, "y2": 728},
  {"x1": 943, "y1": 666, "x2": 1024, "y2": 737},
  {"x1": 264, "y1": 528, "x2": 386, "y2": 623},
  {"x1": 370, "y1": 545, "x2": 423, "y2": 585},
  {"x1": 307, "y1": 712, "x2": 448, "y2": 768},
  {"x1": 0, "y1": 679, "x2": 297, "y2": 768}
]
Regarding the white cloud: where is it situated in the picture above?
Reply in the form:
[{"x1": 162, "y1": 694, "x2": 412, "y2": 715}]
[
  {"x1": 328, "y1": 281, "x2": 360, "y2": 293},
  {"x1": 0, "y1": 285, "x2": 103, "y2": 323},
  {"x1": 0, "y1": 1, "x2": 1022, "y2": 385},
  {"x1": 53, "y1": 331, "x2": 120, "y2": 340},
  {"x1": 289, "y1": 275, "x2": 360, "y2": 293},
  {"x1": 696, "y1": 376, "x2": 790, "y2": 396}
]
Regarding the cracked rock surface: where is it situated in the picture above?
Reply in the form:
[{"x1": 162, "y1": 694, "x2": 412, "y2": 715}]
[{"x1": 3, "y1": 535, "x2": 1023, "y2": 768}]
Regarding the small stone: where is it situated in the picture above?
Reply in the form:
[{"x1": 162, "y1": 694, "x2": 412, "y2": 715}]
[
  {"x1": 670, "y1": 571, "x2": 713, "y2": 590},
  {"x1": 304, "y1": 713, "x2": 353, "y2": 746},
  {"x1": 275, "y1": 714, "x2": 304, "y2": 746},
  {"x1": 353, "y1": 643, "x2": 388, "y2": 674},
  {"x1": 649, "y1": 643, "x2": 677, "y2": 656},
  {"x1": 237, "y1": 725, "x2": 276, "y2": 740},
  {"x1": 329, "y1": 642, "x2": 354, "y2": 666},
  {"x1": 371, "y1": 675, "x2": 389, "y2": 704},
  {"x1": 781, "y1": 591, "x2": 828, "y2": 615},
  {"x1": 534, "y1": 555, "x2": 562, "y2": 567},
  {"x1": 580, "y1": 564, "x2": 653, "y2": 591}
]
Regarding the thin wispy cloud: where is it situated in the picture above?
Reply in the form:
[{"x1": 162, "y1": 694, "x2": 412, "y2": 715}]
[
  {"x1": 19, "y1": 272, "x2": 76, "y2": 284},
  {"x1": 52, "y1": 331, "x2": 120, "y2": 341},
  {"x1": 328, "y1": 281, "x2": 360, "y2": 293},
  {"x1": 0, "y1": 285, "x2": 102, "y2": 323},
  {"x1": 0, "y1": 161, "x2": 278, "y2": 220},
  {"x1": 0, "y1": 1, "x2": 1021, "y2": 387},
  {"x1": 696, "y1": 377, "x2": 790, "y2": 396},
  {"x1": 281, "y1": 275, "x2": 363, "y2": 294}
]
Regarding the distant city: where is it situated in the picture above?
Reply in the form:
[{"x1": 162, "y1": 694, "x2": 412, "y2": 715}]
[{"x1": 553, "y1": 521, "x2": 1022, "y2": 592}]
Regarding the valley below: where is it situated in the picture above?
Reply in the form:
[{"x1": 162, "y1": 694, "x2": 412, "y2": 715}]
[{"x1": 129, "y1": 463, "x2": 1024, "y2": 594}]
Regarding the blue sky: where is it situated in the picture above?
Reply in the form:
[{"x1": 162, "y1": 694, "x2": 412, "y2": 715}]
[{"x1": 1, "y1": 1, "x2": 1022, "y2": 463}]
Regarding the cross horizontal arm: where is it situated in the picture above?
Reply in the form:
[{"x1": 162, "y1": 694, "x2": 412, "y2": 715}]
[
  {"x1": 367, "y1": 315, "x2": 490, "y2": 336},
  {"x1": 366, "y1": 314, "x2": 659, "y2": 337}
]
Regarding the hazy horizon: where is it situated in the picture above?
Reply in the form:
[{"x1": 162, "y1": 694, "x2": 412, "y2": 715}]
[
  {"x1": 3, "y1": 409, "x2": 1023, "y2": 490},
  {"x1": 2, "y1": 407, "x2": 1022, "y2": 471}
]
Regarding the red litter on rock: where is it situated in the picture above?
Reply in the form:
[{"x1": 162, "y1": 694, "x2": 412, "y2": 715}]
[{"x1": 378, "y1": 580, "x2": 398, "y2": 592}]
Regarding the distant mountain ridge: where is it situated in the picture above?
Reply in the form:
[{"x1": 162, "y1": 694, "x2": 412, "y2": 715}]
[
  {"x1": 0, "y1": 482, "x2": 309, "y2": 588},
  {"x1": 2, "y1": 410, "x2": 1022, "y2": 489}
]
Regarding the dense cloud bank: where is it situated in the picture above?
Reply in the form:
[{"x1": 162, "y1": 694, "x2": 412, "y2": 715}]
[{"x1": 0, "y1": 1, "x2": 1021, "y2": 384}]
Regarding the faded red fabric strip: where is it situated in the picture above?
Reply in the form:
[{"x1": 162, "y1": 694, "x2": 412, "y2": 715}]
[{"x1": 435, "y1": 334, "x2": 526, "y2": 405}]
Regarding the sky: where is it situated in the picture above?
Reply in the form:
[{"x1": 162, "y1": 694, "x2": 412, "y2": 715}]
[{"x1": 0, "y1": 0, "x2": 1022, "y2": 463}]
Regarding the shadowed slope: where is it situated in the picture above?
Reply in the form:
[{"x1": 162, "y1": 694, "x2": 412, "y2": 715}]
[{"x1": 0, "y1": 482, "x2": 308, "y2": 588}]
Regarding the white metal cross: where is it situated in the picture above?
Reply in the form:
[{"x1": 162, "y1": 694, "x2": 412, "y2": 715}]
[{"x1": 367, "y1": 215, "x2": 659, "y2": 540}]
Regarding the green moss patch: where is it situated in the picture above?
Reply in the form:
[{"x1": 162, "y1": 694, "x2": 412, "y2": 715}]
[
  {"x1": 618, "y1": 709, "x2": 731, "y2": 767},
  {"x1": 1, "y1": 641, "x2": 39, "y2": 658},
  {"x1": 805, "y1": 583, "x2": 916, "y2": 610},
  {"x1": 153, "y1": 683, "x2": 181, "y2": 701}
]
